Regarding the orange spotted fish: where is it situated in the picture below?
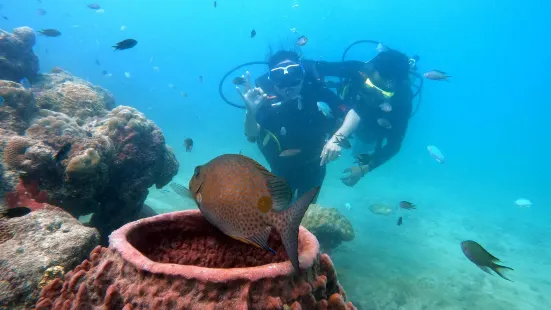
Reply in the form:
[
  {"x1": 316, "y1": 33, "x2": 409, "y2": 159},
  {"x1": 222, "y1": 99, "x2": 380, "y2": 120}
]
[{"x1": 170, "y1": 154, "x2": 320, "y2": 271}]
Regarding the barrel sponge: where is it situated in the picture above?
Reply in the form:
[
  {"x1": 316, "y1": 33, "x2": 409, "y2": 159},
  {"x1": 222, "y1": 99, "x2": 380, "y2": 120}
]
[{"x1": 65, "y1": 148, "x2": 100, "y2": 175}]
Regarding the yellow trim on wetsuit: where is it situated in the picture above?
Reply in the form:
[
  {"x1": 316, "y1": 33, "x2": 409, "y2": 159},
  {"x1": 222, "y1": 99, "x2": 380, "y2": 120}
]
[
  {"x1": 340, "y1": 84, "x2": 350, "y2": 100},
  {"x1": 365, "y1": 78, "x2": 394, "y2": 98},
  {"x1": 261, "y1": 129, "x2": 282, "y2": 153}
]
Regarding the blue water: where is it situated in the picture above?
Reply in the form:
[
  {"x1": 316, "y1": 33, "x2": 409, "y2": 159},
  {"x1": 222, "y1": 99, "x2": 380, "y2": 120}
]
[{"x1": 3, "y1": 0, "x2": 550, "y2": 309}]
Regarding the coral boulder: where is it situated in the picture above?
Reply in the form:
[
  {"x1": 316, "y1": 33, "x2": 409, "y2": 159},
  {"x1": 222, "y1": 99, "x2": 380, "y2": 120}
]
[
  {"x1": 0, "y1": 207, "x2": 100, "y2": 309},
  {"x1": 302, "y1": 204, "x2": 355, "y2": 253},
  {"x1": 1, "y1": 69, "x2": 178, "y2": 244},
  {"x1": 0, "y1": 27, "x2": 39, "y2": 82}
]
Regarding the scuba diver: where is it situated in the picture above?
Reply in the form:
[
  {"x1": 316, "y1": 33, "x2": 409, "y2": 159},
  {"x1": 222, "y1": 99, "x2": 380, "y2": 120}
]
[
  {"x1": 315, "y1": 48, "x2": 415, "y2": 186},
  {"x1": 236, "y1": 50, "x2": 348, "y2": 199}
]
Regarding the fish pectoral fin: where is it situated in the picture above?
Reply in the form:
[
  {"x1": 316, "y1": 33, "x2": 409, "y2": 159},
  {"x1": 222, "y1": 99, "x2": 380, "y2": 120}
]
[
  {"x1": 246, "y1": 227, "x2": 276, "y2": 254},
  {"x1": 266, "y1": 176, "x2": 292, "y2": 212},
  {"x1": 169, "y1": 182, "x2": 193, "y2": 199}
]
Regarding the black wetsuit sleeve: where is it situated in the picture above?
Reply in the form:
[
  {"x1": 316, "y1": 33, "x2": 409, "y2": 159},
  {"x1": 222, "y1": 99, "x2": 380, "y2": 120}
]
[
  {"x1": 313, "y1": 60, "x2": 366, "y2": 78},
  {"x1": 369, "y1": 92, "x2": 413, "y2": 170}
]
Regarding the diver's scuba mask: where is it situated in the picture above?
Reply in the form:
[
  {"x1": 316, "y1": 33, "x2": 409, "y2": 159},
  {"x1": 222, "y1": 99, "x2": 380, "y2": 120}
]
[{"x1": 269, "y1": 63, "x2": 305, "y2": 88}]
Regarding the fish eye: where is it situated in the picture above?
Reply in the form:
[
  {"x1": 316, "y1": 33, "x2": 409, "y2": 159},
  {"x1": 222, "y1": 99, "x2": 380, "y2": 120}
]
[{"x1": 193, "y1": 166, "x2": 200, "y2": 177}]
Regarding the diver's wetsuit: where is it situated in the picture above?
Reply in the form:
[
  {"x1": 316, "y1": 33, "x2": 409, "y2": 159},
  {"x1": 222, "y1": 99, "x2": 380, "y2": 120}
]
[
  {"x1": 302, "y1": 60, "x2": 413, "y2": 170},
  {"x1": 253, "y1": 73, "x2": 347, "y2": 198}
]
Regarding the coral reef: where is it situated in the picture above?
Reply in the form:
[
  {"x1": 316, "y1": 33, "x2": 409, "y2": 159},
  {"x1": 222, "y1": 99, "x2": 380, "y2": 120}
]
[
  {"x1": 26, "y1": 109, "x2": 88, "y2": 142},
  {"x1": 36, "y1": 210, "x2": 357, "y2": 310},
  {"x1": 0, "y1": 27, "x2": 39, "y2": 82},
  {"x1": 32, "y1": 68, "x2": 115, "y2": 124},
  {"x1": 302, "y1": 204, "x2": 355, "y2": 253},
  {"x1": 0, "y1": 80, "x2": 37, "y2": 134},
  {"x1": 0, "y1": 207, "x2": 99, "y2": 309},
  {"x1": 1, "y1": 69, "x2": 178, "y2": 243}
]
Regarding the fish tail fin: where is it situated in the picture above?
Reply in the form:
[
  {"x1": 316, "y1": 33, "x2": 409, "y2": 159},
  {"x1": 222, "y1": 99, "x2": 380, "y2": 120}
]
[
  {"x1": 169, "y1": 182, "x2": 193, "y2": 199},
  {"x1": 271, "y1": 186, "x2": 320, "y2": 271},
  {"x1": 492, "y1": 263, "x2": 514, "y2": 281}
]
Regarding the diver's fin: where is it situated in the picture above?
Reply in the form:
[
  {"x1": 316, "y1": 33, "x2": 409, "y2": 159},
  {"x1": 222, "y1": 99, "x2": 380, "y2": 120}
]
[
  {"x1": 491, "y1": 263, "x2": 514, "y2": 282},
  {"x1": 272, "y1": 186, "x2": 320, "y2": 271},
  {"x1": 266, "y1": 176, "x2": 292, "y2": 212},
  {"x1": 169, "y1": 182, "x2": 193, "y2": 199},
  {"x1": 246, "y1": 227, "x2": 276, "y2": 254}
]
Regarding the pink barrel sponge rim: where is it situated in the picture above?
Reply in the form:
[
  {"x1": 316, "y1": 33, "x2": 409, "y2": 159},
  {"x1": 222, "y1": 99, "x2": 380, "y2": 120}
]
[{"x1": 108, "y1": 210, "x2": 320, "y2": 283}]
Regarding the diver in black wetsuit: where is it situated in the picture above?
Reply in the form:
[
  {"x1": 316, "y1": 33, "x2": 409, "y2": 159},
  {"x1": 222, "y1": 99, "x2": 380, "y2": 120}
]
[
  {"x1": 236, "y1": 50, "x2": 348, "y2": 199},
  {"x1": 313, "y1": 49, "x2": 414, "y2": 186}
]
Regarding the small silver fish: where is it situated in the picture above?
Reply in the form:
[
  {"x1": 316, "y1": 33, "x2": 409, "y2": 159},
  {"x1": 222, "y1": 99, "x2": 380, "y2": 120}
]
[
  {"x1": 424, "y1": 70, "x2": 451, "y2": 81},
  {"x1": 427, "y1": 145, "x2": 445, "y2": 163},
  {"x1": 377, "y1": 118, "x2": 392, "y2": 129},
  {"x1": 296, "y1": 36, "x2": 308, "y2": 47},
  {"x1": 317, "y1": 101, "x2": 333, "y2": 118},
  {"x1": 280, "y1": 127, "x2": 287, "y2": 136},
  {"x1": 379, "y1": 102, "x2": 392, "y2": 112},
  {"x1": 279, "y1": 149, "x2": 301, "y2": 157}
]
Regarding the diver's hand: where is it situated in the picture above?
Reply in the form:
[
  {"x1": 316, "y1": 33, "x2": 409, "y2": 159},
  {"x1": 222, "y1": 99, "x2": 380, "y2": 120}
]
[
  {"x1": 340, "y1": 164, "x2": 369, "y2": 187},
  {"x1": 320, "y1": 135, "x2": 342, "y2": 166},
  {"x1": 236, "y1": 71, "x2": 267, "y2": 115}
]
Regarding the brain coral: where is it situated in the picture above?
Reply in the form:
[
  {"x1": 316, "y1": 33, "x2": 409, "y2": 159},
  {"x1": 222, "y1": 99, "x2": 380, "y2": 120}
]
[{"x1": 32, "y1": 70, "x2": 115, "y2": 124}]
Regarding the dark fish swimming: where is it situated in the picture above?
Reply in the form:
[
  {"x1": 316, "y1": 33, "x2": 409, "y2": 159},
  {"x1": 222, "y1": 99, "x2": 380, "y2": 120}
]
[
  {"x1": 232, "y1": 76, "x2": 246, "y2": 85},
  {"x1": 399, "y1": 201, "x2": 416, "y2": 210},
  {"x1": 37, "y1": 9, "x2": 47, "y2": 16},
  {"x1": 397, "y1": 216, "x2": 403, "y2": 226},
  {"x1": 250, "y1": 29, "x2": 256, "y2": 38},
  {"x1": 354, "y1": 153, "x2": 373, "y2": 166},
  {"x1": 87, "y1": 4, "x2": 101, "y2": 9},
  {"x1": 170, "y1": 154, "x2": 320, "y2": 271},
  {"x1": 461, "y1": 240, "x2": 514, "y2": 281},
  {"x1": 39, "y1": 29, "x2": 62, "y2": 37},
  {"x1": 113, "y1": 39, "x2": 137, "y2": 51},
  {"x1": 1, "y1": 207, "x2": 31, "y2": 219},
  {"x1": 213, "y1": 1, "x2": 217, "y2": 8},
  {"x1": 184, "y1": 138, "x2": 193, "y2": 152},
  {"x1": 333, "y1": 134, "x2": 351, "y2": 149},
  {"x1": 377, "y1": 118, "x2": 392, "y2": 129},
  {"x1": 54, "y1": 142, "x2": 72, "y2": 163},
  {"x1": 296, "y1": 36, "x2": 308, "y2": 47}
]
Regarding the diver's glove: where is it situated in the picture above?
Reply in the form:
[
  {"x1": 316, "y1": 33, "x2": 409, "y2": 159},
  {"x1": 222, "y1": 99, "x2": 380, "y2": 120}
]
[
  {"x1": 235, "y1": 71, "x2": 267, "y2": 116},
  {"x1": 340, "y1": 164, "x2": 369, "y2": 187}
]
